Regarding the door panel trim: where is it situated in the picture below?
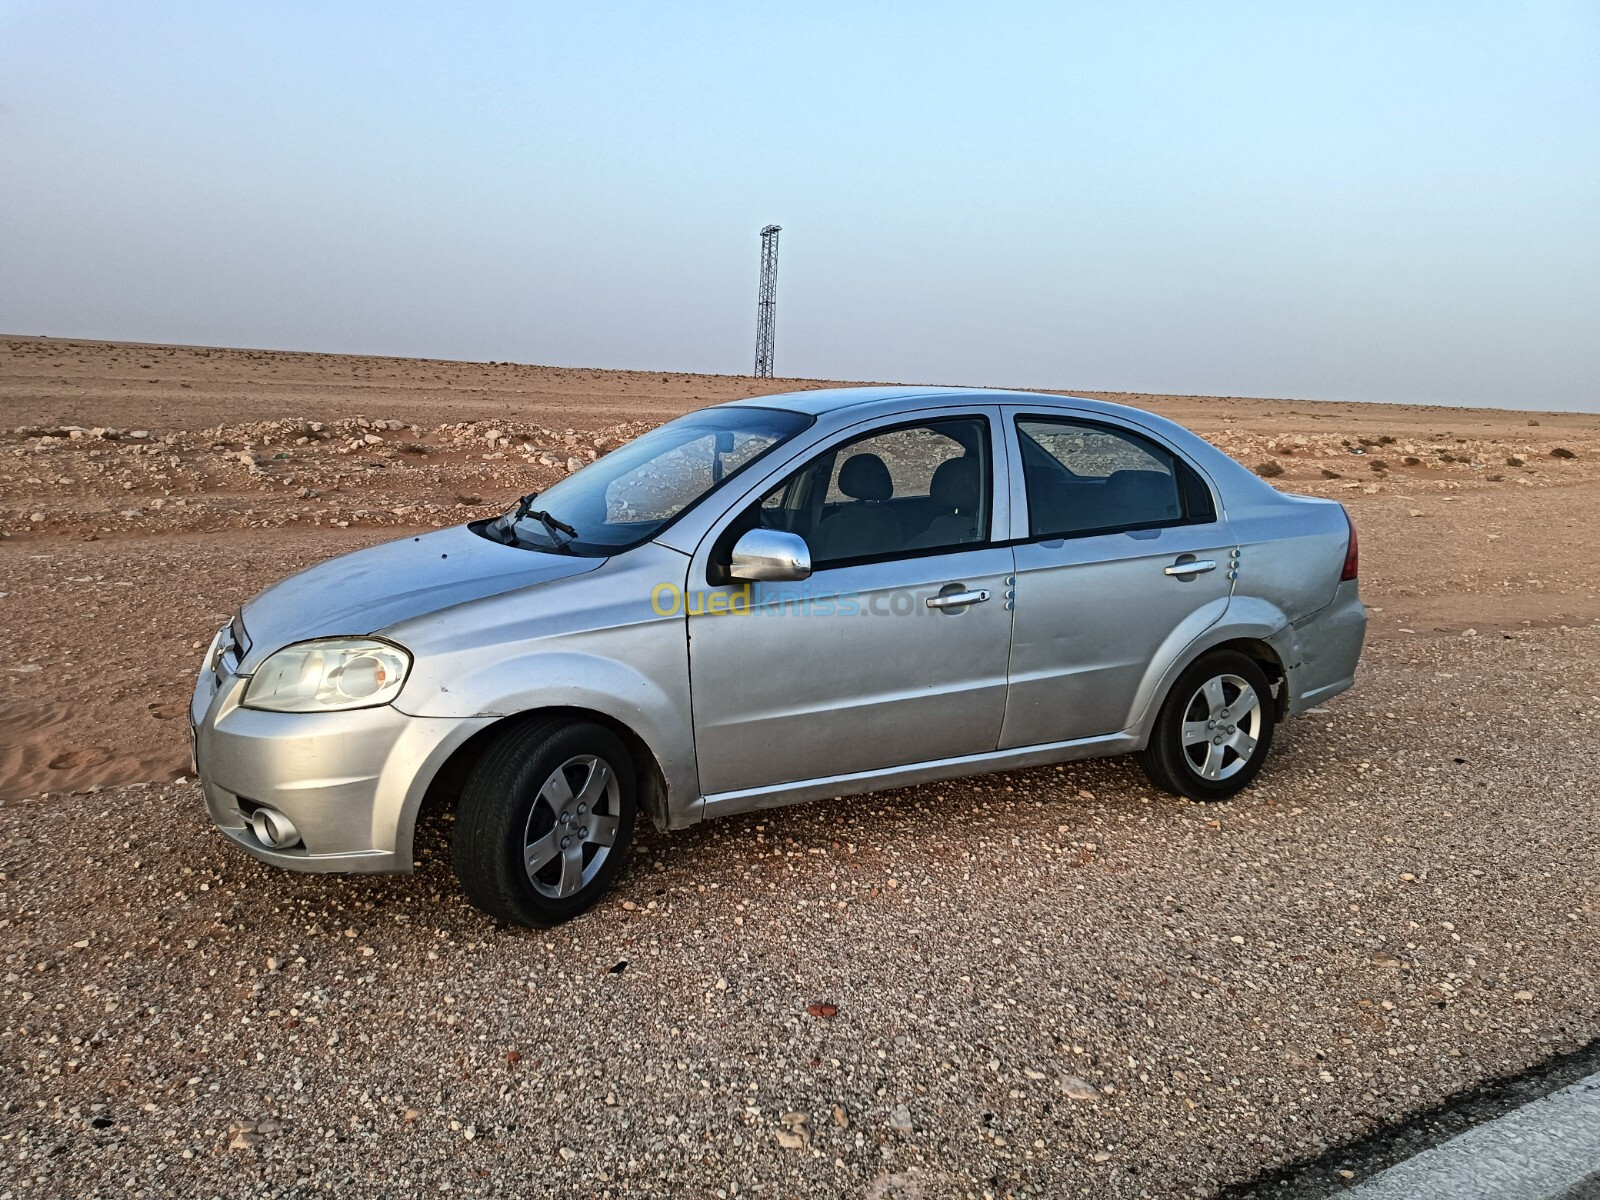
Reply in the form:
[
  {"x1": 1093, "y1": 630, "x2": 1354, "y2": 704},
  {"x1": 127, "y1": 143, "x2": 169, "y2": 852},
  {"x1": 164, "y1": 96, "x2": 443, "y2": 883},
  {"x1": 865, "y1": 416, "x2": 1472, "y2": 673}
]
[{"x1": 685, "y1": 547, "x2": 1016, "y2": 795}]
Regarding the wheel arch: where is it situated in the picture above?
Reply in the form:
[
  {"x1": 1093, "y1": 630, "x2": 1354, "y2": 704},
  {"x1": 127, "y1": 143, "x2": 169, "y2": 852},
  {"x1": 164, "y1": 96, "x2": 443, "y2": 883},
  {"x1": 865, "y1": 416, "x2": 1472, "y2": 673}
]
[
  {"x1": 1203, "y1": 637, "x2": 1289, "y2": 719},
  {"x1": 1129, "y1": 613, "x2": 1292, "y2": 744},
  {"x1": 401, "y1": 706, "x2": 677, "y2": 866}
]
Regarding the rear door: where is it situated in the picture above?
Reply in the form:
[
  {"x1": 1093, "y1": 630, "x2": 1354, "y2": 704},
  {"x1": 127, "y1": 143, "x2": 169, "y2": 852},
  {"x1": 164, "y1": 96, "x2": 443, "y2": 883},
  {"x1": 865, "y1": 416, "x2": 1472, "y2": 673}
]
[{"x1": 999, "y1": 409, "x2": 1236, "y2": 748}]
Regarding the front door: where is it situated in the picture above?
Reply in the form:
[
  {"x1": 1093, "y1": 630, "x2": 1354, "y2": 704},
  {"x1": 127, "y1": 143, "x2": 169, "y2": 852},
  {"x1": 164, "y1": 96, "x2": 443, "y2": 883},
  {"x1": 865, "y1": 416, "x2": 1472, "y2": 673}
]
[
  {"x1": 687, "y1": 411, "x2": 1015, "y2": 798},
  {"x1": 999, "y1": 411, "x2": 1237, "y2": 748}
]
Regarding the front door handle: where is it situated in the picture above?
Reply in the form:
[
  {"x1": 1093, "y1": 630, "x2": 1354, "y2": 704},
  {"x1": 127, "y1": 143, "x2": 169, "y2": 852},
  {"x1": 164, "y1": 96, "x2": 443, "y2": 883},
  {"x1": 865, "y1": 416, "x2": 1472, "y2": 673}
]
[
  {"x1": 926, "y1": 588, "x2": 991, "y2": 609},
  {"x1": 1163, "y1": 559, "x2": 1217, "y2": 577}
]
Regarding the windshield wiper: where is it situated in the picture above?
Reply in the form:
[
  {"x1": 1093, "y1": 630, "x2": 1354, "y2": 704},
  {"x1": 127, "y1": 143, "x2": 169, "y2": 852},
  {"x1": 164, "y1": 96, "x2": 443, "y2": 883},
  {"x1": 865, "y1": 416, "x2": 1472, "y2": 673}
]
[
  {"x1": 529, "y1": 507, "x2": 577, "y2": 542},
  {"x1": 494, "y1": 493, "x2": 578, "y2": 549}
]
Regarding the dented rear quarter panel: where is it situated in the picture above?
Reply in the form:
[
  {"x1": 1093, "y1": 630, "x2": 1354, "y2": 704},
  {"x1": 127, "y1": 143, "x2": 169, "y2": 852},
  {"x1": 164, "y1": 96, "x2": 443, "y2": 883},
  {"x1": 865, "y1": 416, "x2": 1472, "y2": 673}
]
[
  {"x1": 1219, "y1": 466, "x2": 1365, "y2": 712},
  {"x1": 1124, "y1": 431, "x2": 1365, "y2": 720}
]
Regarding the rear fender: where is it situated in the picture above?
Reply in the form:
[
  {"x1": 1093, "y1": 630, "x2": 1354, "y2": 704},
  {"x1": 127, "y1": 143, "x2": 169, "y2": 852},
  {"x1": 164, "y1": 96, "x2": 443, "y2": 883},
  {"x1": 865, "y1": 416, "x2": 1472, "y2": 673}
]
[
  {"x1": 1269, "y1": 580, "x2": 1366, "y2": 714},
  {"x1": 1124, "y1": 596, "x2": 1292, "y2": 743}
]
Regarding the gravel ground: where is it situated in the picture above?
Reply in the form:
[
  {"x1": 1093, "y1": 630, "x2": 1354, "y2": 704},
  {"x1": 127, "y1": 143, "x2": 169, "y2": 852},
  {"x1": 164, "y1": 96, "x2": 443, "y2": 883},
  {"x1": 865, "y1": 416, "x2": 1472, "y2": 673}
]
[
  {"x1": 2, "y1": 338, "x2": 1598, "y2": 1197},
  {"x1": 3, "y1": 628, "x2": 1596, "y2": 1198}
]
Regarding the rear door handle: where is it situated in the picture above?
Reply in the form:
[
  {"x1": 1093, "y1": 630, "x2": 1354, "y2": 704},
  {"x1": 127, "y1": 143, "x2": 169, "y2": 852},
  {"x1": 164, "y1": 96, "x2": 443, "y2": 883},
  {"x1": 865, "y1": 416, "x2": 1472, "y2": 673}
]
[
  {"x1": 1163, "y1": 559, "x2": 1216, "y2": 576},
  {"x1": 926, "y1": 588, "x2": 991, "y2": 609}
]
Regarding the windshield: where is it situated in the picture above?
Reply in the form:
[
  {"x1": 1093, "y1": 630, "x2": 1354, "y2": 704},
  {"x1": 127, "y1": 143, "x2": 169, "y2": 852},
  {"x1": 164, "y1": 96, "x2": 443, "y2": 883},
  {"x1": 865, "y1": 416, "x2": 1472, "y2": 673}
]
[{"x1": 490, "y1": 405, "x2": 812, "y2": 556}]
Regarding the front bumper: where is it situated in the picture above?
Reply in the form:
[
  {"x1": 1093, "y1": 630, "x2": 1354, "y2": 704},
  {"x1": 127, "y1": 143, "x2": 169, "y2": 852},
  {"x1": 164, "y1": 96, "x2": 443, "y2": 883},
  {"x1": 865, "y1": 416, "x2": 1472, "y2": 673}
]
[{"x1": 190, "y1": 657, "x2": 491, "y2": 874}]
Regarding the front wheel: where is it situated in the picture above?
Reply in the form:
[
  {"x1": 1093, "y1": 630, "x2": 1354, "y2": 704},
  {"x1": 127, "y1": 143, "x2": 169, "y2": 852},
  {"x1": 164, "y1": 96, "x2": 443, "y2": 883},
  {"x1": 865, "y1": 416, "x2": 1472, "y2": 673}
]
[
  {"x1": 1139, "y1": 650, "x2": 1276, "y2": 801},
  {"x1": 453, "y1": 718, "x2": 637, "y2": 926}
]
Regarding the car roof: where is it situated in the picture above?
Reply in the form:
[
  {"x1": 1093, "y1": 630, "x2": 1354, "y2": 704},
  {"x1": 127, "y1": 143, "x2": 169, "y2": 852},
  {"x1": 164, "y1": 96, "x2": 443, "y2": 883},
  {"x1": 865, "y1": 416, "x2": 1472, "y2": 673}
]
[
  {"x1": 721, "y1": 385, "x2": 1259, "y2": 496},
  {"x1": 727, "y1": 385, "x2": 1125, "y2": 418},
  {"x1": 654, "y1": 385, "x2": 1299, "y2": 554}
]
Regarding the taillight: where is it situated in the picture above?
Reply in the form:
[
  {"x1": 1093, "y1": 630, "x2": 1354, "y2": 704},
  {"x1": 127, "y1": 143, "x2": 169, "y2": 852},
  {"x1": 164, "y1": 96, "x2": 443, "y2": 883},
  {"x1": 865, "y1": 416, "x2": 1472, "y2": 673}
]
[{"x1": 1340, "y1": 508, "x2": 1359, "y2": 581}]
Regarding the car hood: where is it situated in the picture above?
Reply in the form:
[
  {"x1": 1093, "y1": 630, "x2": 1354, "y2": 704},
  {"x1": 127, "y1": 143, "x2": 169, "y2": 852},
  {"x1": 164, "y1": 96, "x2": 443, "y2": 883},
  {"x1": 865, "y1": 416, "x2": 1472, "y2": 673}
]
[{"x1": 237, "y1": 525, "x2": 600, "y2": 668}]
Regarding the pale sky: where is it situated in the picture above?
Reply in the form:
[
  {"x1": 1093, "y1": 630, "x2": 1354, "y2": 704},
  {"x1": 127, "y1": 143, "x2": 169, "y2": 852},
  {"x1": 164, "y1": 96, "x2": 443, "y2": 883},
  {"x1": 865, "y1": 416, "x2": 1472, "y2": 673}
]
[{"x1": 2, "y1": 1, "x2": 1597, "y2": 410}]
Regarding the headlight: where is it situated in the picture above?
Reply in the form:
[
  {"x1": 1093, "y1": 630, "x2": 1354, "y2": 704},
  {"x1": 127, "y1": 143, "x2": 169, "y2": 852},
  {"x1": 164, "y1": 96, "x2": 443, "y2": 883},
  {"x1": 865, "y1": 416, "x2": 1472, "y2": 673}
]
[{"x1": 242, "y1": 638, "x2": 411, "y2": 712}]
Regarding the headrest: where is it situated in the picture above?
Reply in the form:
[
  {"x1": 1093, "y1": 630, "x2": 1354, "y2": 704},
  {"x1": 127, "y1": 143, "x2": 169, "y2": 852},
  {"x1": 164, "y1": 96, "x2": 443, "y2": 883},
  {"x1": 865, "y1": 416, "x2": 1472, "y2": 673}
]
[
  {"x1": 930, "y1": 457, "x2": 980, "y2": 511},
  {"x1": 1106, "y1": 469, "x2": 1179, "y2": 516},
  {"x1": 838, "y1": 453, "x2": 893, "y2": 502}
]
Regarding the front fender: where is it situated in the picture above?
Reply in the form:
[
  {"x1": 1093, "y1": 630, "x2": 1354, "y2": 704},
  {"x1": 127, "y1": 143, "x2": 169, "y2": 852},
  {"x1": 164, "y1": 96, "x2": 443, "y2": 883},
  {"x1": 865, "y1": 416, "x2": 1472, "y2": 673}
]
[
  {"x1": 396, "y1": 650, "x2": 701, "y2": 825},
  {"x1": 1123, "y1": 595, "x2": 1292, "y2": 742},
  {"x1": 382, "y1": 542, "x2": 698, "y2": 825}
]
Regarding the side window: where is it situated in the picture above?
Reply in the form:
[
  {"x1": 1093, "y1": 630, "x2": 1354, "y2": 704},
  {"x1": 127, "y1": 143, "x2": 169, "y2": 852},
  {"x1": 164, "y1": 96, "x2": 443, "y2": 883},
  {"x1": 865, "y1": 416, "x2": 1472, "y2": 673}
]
[
  {"x1": 1017, "y1": 417, "x2": 1206, "y2": 538},
  {"x1": 822, "y1": 426, "x2": 965, "y2": 506},
  {"x1": 752, "y1": 417, "x2": 991, "y2": 567}
]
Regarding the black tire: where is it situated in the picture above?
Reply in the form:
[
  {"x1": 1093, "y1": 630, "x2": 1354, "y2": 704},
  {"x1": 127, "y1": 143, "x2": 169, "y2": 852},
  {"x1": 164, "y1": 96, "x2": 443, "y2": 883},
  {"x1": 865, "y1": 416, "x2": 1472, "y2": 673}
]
[
  {"x1": 1138, "y1": 650, "x2": 1276, "y2": 801},
  {"x1": 453, "y1": 718, "x2": 637, "y2": 927}
]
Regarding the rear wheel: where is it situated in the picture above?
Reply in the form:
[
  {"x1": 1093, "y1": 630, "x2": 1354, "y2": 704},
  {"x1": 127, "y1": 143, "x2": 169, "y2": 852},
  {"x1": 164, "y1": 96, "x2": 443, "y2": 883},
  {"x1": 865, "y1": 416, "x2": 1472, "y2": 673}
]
[
  {"x1": 1139, "y1": 650, "x2": 1275, "y2": 801},
  {"x1": 453, "y1": 718, "x2": 636, "y2": 926}
]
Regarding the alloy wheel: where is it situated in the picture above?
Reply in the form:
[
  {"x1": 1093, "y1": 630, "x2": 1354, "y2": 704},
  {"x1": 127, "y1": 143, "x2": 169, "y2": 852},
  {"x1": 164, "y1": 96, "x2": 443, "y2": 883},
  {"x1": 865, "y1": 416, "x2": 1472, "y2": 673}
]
[
  {"x1": 1179, "y1": 673, "x2": 1263, "y2": 782},
  {"x1": 521, "y1": 754, "x2": 620, "y2": 898}
]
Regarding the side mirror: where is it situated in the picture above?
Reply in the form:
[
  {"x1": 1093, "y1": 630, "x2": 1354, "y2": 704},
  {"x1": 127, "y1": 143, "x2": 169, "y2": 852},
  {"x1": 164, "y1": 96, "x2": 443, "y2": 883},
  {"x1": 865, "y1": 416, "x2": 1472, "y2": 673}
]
[{"x1": 728, "y1": 528, "x2": 812, "y2": 582}]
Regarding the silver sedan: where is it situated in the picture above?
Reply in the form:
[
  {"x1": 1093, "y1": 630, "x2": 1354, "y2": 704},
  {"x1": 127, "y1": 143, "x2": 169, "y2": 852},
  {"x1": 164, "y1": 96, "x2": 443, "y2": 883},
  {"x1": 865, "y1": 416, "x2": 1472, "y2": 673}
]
[{"x1": 191, "y1": 388, "x2": 1366, "y2": 926}]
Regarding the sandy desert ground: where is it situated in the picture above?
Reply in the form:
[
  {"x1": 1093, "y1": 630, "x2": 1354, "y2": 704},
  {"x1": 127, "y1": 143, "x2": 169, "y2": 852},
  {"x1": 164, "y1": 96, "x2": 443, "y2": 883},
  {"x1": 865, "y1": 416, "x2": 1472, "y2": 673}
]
[{"x1": 1, "y1": 336, "x2": 1597, "y2": 1197}]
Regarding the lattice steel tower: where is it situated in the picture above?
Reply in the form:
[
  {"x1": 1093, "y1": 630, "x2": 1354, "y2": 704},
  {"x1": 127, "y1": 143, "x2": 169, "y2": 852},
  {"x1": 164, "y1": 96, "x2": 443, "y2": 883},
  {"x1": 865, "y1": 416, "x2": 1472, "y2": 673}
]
[{"x1": 754, "y1": 224, "x2": 781, "y2": 377}]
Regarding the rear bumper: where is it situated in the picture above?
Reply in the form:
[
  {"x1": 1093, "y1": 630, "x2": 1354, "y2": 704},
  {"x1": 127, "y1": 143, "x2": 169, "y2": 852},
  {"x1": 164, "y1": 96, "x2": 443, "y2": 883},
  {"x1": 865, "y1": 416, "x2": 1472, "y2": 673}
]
[
  {"x1": 190, "y1": 660, "x2": 491, "y2": 874},
  {"x1": 1271, "y1": 579, "x2": 1367, "y2": 714}
]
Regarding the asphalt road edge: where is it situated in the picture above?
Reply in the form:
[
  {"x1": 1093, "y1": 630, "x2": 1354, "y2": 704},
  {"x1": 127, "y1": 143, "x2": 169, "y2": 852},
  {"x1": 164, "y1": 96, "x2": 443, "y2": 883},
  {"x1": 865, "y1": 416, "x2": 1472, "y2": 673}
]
[{"x1": 1222, "y1": 1036, "x2": 1600, "y2": 1198}]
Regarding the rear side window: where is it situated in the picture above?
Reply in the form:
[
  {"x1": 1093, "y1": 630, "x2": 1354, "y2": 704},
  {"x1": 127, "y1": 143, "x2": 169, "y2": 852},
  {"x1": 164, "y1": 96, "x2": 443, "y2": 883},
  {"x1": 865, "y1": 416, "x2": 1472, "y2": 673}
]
[{"x1": 1016, "y1": 416, "x2": 1214, "y2": 538}]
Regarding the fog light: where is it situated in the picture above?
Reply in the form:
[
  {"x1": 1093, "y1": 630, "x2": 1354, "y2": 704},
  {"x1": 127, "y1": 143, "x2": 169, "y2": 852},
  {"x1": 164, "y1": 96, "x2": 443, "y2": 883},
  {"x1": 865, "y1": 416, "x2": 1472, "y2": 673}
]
[{"x1": 249, "y1": 807, "x2": 301, "y2": 849}]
